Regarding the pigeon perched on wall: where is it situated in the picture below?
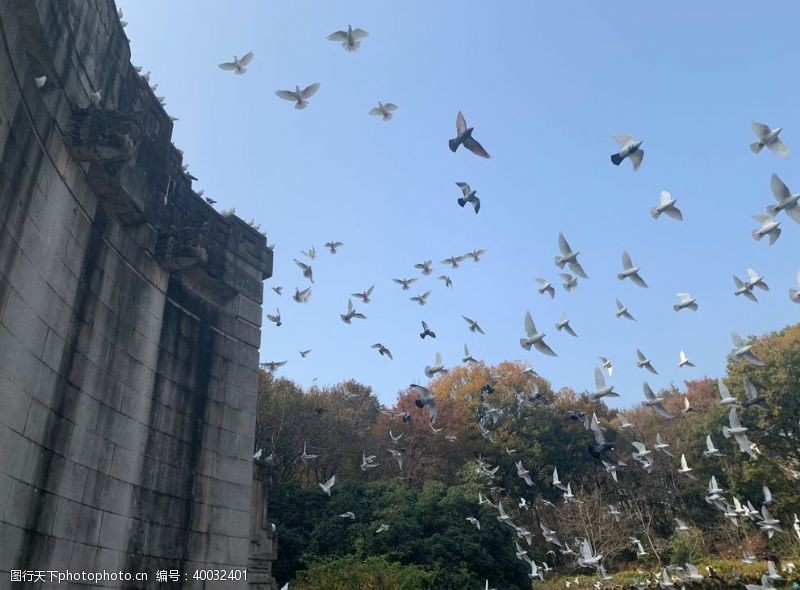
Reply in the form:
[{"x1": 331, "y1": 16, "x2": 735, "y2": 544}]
[
  {"x1": 275, "y1": 83, "x2": 320, "y2": 109},
  {"x1": 218, "y1": 52, "x2": 254, "y2": 75},
  {"x1": 610, "y1": 134, "x2": 644, "y2": 170},
  {"x1": 750, "y1": 121, "x2": 789, "y2": 159},
  {"x1": 449, "y1": 111, "x2": 491, "y2": 158},
  {"x1": 327, "y1": 25, "x2": 369, "y2": 52}
]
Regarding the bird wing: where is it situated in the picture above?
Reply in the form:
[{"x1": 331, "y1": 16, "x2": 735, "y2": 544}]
[
  {"x1": 653, "y1": 403, "x2": 672, "y2": 419},
  {"x1": 731, "y1": 331, "x2": 743, "y2": 347},
  {"x1": 631, "y1": 273, "x2": 648, "y2": 288},
  {"x1": 717, "y1": 379, "x2": 732, "y2": 401},
  {"x1": 680, "y1": 454, "x2": 690, "y2": 470},
  {"x1": 301, "y1": 82, "x2": 320, "y2": 98},
  {"x1": 275, "y1": 90, "x2": 298, "y2": 101},
  {"x1": 622, "y1": 250, "x2": 633, "y2": 270},
  {"x1": 642, "y1": 382, "x2": 656, "y2": 401},
  {"x1": 771, "y1": 173, "x2": 791, "y2": 201},
  {"x1": 218, "y1": 62, "x2": 237, "y2": 70},
  {"x1": 533, "y1": 339, "x2": 557, "y2": 357},
  {"x1": 524, "y1": 311, "x2": 536, "y2": 337},
  {"x1": 434, "y1": 352, "x2": 442, "y2": 366},
  {"x1": 664, "y1": 206, "x2": 683, "y2": 221},
  {"x1": 729, "y1": 407, "x2": 742, "y2": 428},
  {"x1": 751, "y1": 121, "x2": 771, "y2": 138},
  {"x1": 590, "y1": 416, "x2": 605, "y2": 445},
  {"x1": 636, "y1": 349, "x2": 646, "y2": 362},
  {"x1": 659, "y1": 190, "x2": 672, "y2": 206},
  {"x1": 767, "y1": 138, "x2": 790, "y2": 159},
  {"x1": 327, "y1": 30, "x2": 348, "y2": 41},
  {"x1": 629, "y1": 148, "x2": 644, "y2": 170},
  {"x1": 742, "y1": 377, "x2": 757, "y2": 400},
  {"x1": 456, "y1": 111, "x2": 467, "y2": 134},
  {"x1": 369, "y1": 107, "x2": 382, "y2": 116},
  {"x1": 463, "y1": 136, "x2": 491, "y2": 158},
  {"x1": 351, "y1": 28, "x2": 369, "y2": 40},
  {"x1": 383, "y1": 103, "x2": 398, "y2": 111},
  {"x1": 612, "y1": 134, "x2": 633, "y2": 146},
  {"x1": 558, "y1": 233, "x2": 571, "y2": 255},
  {"x1": 595, "y1": 367, "x2": 605, "y2": 391}
]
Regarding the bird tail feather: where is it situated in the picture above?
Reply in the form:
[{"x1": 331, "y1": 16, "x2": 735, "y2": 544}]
[
  {"x1": 616, "y1": 273, "x2": 626, "y2": 280},
  {"x1": 448, "y1": 138, "x2": 460, "y2": 152},
  {"x1": 751, "y1": 230, "x2": 762, "y2": 241},
  {"x1": 457, "y1": 197, "x2": 467, "y2": 208},
  {"x1": 672, "y1": 304, "x2": 681, "y2": 312},
  {"x1": 650, "y1": 207, "x2": 660, "y2": 219},
  {"x1": 519, "y1": 339, "x2": 532, "y2": 351},
  {"x1": 555, "y1": 256, "x2": 565, "y2": 268},
  {"x1": 610, "y1": 153, "x2": 624, "y2": 165},
  {"x1": 722, "y1": 426, "x2": 732, "y2": 439},
  {"x1": 766, "y1": 204, "x2": 778, "y2": 215},
  {"x1": 750, "y1": 142, "x2": 763, "y2": 154}
]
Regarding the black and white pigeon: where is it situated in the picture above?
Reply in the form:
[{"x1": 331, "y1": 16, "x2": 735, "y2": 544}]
[
  {"x1": 371, "y1": 343, "x2": 393, "y2": 360},
  {"x1": 420, "y1": 321, "x2": 436, "y2": 339},
  {"x1": 610, "y1": 134, "x2": 644, "y2": 170},
  {"x1": 266, "y1": 309, "x2": 282, "y2": 327},
  {"x1": 455, "y1": 182, "x2": 481, "y2": 213},
  {"x1": 410, "y1": 384, "x2": 438, "y2": 423},
  {"x1": 449, "y1": 111, "x2": 491, "y2": 158}
]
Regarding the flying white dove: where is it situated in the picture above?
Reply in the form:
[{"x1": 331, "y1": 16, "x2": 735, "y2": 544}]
[
  {"x1": 654, "y1": 432, "x2": 674, "y2": 456},
  {"x1": 598, "y1": 356, "x2": 613, "y2": 376},
  {"x1": 642, "y1": 382, "x2": 672, "y2": 419},
  {"x1": 369, "y1": 101, "x2": 398, "y2": 121},
  {"x1": 673, "y1": 292, "x2": 699, "y2": 312},
  {"x1": 266, "y1": 309, "x2": 282, "y2": 327},
  {"x1": 615, "y1": 298, "x2": 636, "y2": 321},
  {"x1": 733, "y1": 275, "x2": 759, "y2": 302},
  {"x1": 716, "y1": 378, "x2": 738, "y2": 406},
  {"x1": 751, "y1": 213, "x2": 782, "y2": 245},
  {"x1": 678, "y1": 349, "x2": 695, "y2": 368},
  {"x1": 327, "y1": 25, "x2": 369, "y2": 52},
  {"x1": 218, "y1": 51, "x2": 254, "y2": 75},
  {"x1": 559, "y1": 273, "x2": 578, "y2": 292},
  {"x1": 731, "y1": 331, "x2": 765, "y2": 366},
  {"x1": 767, "y1": 173, "x2": 800, "y2": 222},
  {"x1": 591, "y1": 367, "x2": 619, "y2": 402},
  {"x1": 520, "y1": 311, "x2": 557, "y2": 356},
  {"x1": 703, "y1": 435, "x2": 723, "y2": 458},
  {"x1": 275, "y1": 83, "x2": 320, "y2": 109},
  {"x1": 610, "y1": 134, "x2": 644, "y2": 170},
  {"x1": 555, "y1": 233, "x2": 588, "y2": 278},
  {"x1": 293, "y1": 258, "x2": 314, "y2": 283},
  {"x1": 636, "y1": 348, "x2": 658, "y2": 374},
  {"x1": 424, "y1": 353, "x2": 448, "y2": 378},
  {"x1": 750, "y1": 121, "x2": 789, "y2": 159},
  {"x1": 618, "y1": 250, "x2": 648, "y2": 287},
  {"x1": 678, "y1": 454, "x2": 695, "y2": 479},
  {"x1": 462, "y1": 344, "x2": 477, "y2": 364},
  {"x1": 537, "y1": 278, "x2": 555, "y2": 299},
  {"x1": 415, "y1": 260, "x2": 433, "y2": 276},
  {"x1": 555, "y1": 311, "x2": 578, "y2": 337},
  {"x1": 319, "y1": 474, "x2": 336, "y2": 496},
  {"x1": 651, "y1": 190, "x2": 683, "y2": 221}
]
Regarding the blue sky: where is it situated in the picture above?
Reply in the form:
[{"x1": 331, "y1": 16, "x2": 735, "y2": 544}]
[{"x1": 123, "y1": 1, "x2": 800, "y2": 408}]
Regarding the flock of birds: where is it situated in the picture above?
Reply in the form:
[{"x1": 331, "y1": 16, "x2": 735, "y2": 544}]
[{"x1": 107, "y1": 7, "x2": 800, "y2": 589}]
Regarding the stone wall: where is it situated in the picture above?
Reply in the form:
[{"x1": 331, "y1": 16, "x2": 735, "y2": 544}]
[{"x1": 0, "y1": 0, "x2": 274, "y2": 587}]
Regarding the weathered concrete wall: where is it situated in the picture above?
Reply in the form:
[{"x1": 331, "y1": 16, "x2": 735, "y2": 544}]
[{"x1": 0, "y1": 0, "x2": 273, "y2": 587}]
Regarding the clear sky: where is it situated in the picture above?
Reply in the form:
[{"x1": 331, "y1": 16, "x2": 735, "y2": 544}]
[{"x1": 122, "y1": 1, "x2": 800, "y2": 408}]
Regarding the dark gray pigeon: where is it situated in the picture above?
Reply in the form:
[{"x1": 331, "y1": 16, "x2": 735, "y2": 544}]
[{"x1": 449, "y1": 111, "x2": 491, "y2": 158}]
